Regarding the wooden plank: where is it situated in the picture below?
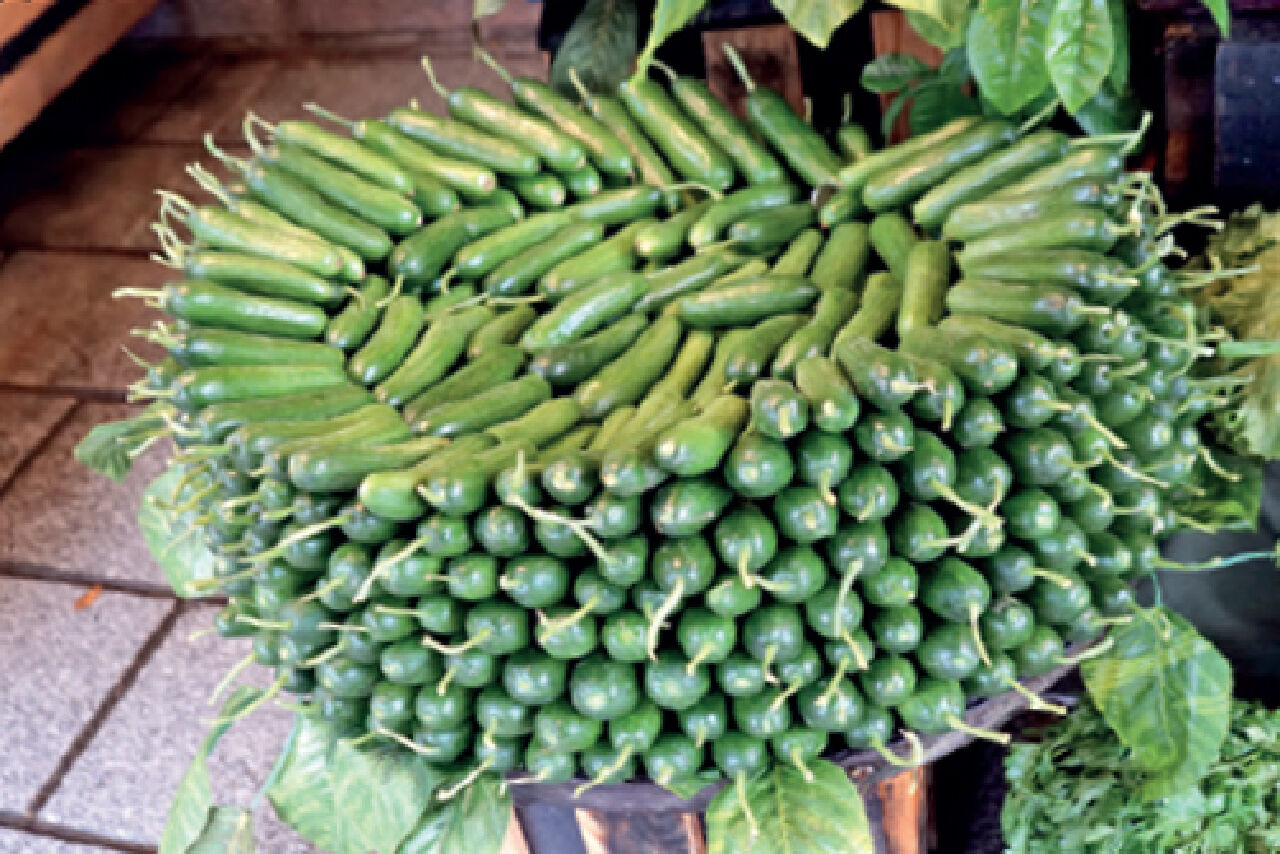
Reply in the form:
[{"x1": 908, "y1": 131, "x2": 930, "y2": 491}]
[
  {"x1": 500, "y1": 807, "x2": 533, "y2": 854},
  {"x1": 0, "y1": 0, "x2": 58, "y2": 47},
  {"x1": 869, "y1": 10, "x2": 945, "y2": 143},
  {"x1": 575, "y1": 809, "x2": 610, "y2": 854},
  {"x1": 575, "y1": 808, "x2": 707, "y2": 853},
  {"x1": 876, "y1": 766, "x2": 928, "y2": 854},
  {"x1": 0, "y1": 0, "x2": 158, "y2": 149},
  {"x1": 702, "y1": 24, "x2": 804, "y2": 120}
]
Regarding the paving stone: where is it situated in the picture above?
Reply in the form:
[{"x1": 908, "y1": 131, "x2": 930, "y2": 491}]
[
  {"x1": 0, "y1": 143, "x2": 210, "y2": 250},
  {"x1": 0, "y1": 403, "x2": 169, "y2": 584},
  {"x1": 0, "y1": 252, "x2": 167, "y2": 391},
  {"x1": 0, "y1": 392, "x2": 76, "y2": 489},
  {"x1": 137, "y1": 58, "x2": 280, "y2": 144},
  {"x1": 41, "y1": 607, "x2": 312, "y2": 848},
  {"x1": 293, "y1": 0, "x2": 540, "y2": 34},
  {"x1": 0, "y1": 579, "x2": 172, "y2": 813},
  {"x1": 0, "y1": 830, "x2": 120, "y2": 854}
]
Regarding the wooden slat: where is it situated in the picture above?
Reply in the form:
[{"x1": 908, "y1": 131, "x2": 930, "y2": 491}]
[
  {"x1": 500, "y1": 806, "x2": 532, "y2": 854},
  {"x1": 575, "y1": 809, "x2": 610, "y2": 854},
  {"x1": 702, "y1": 24, "x2": 804, "y2": 120},
  {"x1": 575, "y1": 808, "x2": 707, "y2": 854},
  {"x1": 0, "y1": 0, "x2": 158, "y2": 149},
  {"x1": 868, "y1": 11, "x2": 945, "y2": 143},
  {"x1": 876, "y1": 766, "x2": 928, "y2": 854},
  {"x1": 0, "y1": 0, "x2": 58, "y2": 47}
]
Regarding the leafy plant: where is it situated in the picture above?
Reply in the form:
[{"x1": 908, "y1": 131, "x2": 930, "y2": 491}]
[
  {"x1": 549, "y1": 0, "x2": 638, "y2": 97},
  {"x1": 1003, "y1": 694, "x2": 1280, "y2": 853},
  {"x1": 139, "y1": 465, "x2": 221, "y2": 598},
  {"x1": 862, "y1": 48, "x2": 977, "y2": 137}
]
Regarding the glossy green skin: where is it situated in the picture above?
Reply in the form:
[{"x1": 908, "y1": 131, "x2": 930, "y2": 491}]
[
  {"x1": 599, "y1": 536, "x2": 649, "y2": 588},
  {"x1": 525, "y1": 746, "x2": 577, "y2": 783},
  {"x1": 717, "y1": 652, "x2": 766, "y2": 697},
  {"x1": 443, "y1": 647, "x2": 497, "y2": 689},
  {"x1": 980, "y1": 599, "x2": 1036, "y2": 652},
  {"x1": 724, "y1": 433, "x2": 795, "y2": 498},
  {"x1": 1012, "y1": 625, "x2": 1065, "y2": 677},
  {"x1": 725, "y1": 314, "x2": 807, "y2": 383},
  {"x1": 798, "y1": 677, "x2": 864, "y2": 732},
  {"x1": 705, "y1": 576, "x2": 763, "y2": 618},
  {"x1": 964, "y1": 652, "x2": 1018, "y2": 699},
  {"x1": 898, "y1": 678, "x2": 965, "y2": 735},
  {"x1": 360, "y1": 603, "x2": 418, "y2": 644},
  {"x1": 317, "y1": 658, "x2": 380, "y2": 699},
  {"x1": 921, "y1": 557, "x2": 991, "y2": 623},
  {"x1": 712, "y1": 732, "x2": 768, "y2": 779},
  {"x1": 643, "y1": 733, "x2": 704, "y2": 786},
  {"x1": 575, "y1": 572, "x2": 626, "y2": 614},
  {"x1": 669, "y1": 75, "x2": 786, "y2": 184},
  {"x1": 379, "y1": 639, "x2": 440, "y2": 685},
  {"x1": 411, "y1": 724, "x2": 473, "y2": 763},
  {"x1": 651, "y1": 534, "x2": 717, "y2": 595},
  {"x1": 952, "y1": 398, "x2": 1006, "y2": 449},
  {"x1": 536, "y1": 606, "x2": 599, "y2": 660},
  {"x1": 646, "y1": 651, "x2": 711, "y2": 711},
  {"x1": 761, "y1": 544, "x2": 829, "y2": 604},
  {"x1": 744, "y1": 604, "x2": 807, "y2": 664},
  {"x1": 1031, "y1": 517, "x2": 1092, "y2": 573},
  {"x1": 860, "y1": 558, "x2": 918, "y2": 608},
  {"x1": 602, "y1": 611, "x2": 650, "y2": 662},
  {"x1": 503, "y1": 651, "x2": 568, "y2": 705},
  {"x1": 871, "y1": 605, "x2": 924, "y2": 655},
  {"x1": 845, "y1": 704, "x2": 895, "y2": 749},
  {"x1": 772, "y1": 485, "x2": 839, "y2": 544},
  {"x1": 651, "y1": 479, "x2": 734, "y2": 538},
  {"x1": 500, "y1": 555, "x2": 569, "y2": 608},
  {"x1": 854, "y1": 410, "x2": 916, "y2": 464},
  {"x1": 677, "y1": 607, "x2": 737, "y2": 666},
  {"x1": 679, "y1": 693, "x2": 728, "y2": 747},
  {"x1": 713, "y1": 504, "x2": 779, "y2": 574},
  {"x1": 1027, "y1": 570, "x2": 1093, "y2": 626},
  {"x1": 837, "y1": 464, "x2": 900, "y2": 524},
  {"x1": 369, "y1": 681, "x2": 417, "y2": 728},
  {"x1": 1004, "y1": 488, "x2": 1063, "y2": 541},
  {"x1": 794, "y1": 355, "x2": 861, "y2": 433},
  {"x1": 742, "y1": 84, "x2": 842, "y2": 187},
  {"x1": 804, "y1": 585, "x2": 863, "y2": 641},
  {"x1": 733, "y1": 690, "x2": 792, "y2": 738},
  {"x1": 534, "y1": 700, "x2": 603, "y2": 752},
  {"x1": 892, "y1": 502, "x2": 951, "y2": 564},
  {"x1": 917, "y1": 623, "x2": 982, "y2": 681},
  {"x1": 570, "y1": 657, "x2": 638, "y2": 720},
  {"x1": 826, "y1": 520, "x2": 890, "y2": 576},
  {"x1": 859, "y1": 655, "x2": 918, "y2": 707},
  {"x1": 618, "y1": 78, "x2": 734, "y2": 191},
  {"x1": 584, "y1": 491, "x2": 642, "y2": 539}
]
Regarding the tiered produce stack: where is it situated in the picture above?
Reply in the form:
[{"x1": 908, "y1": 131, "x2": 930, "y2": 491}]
[{"x1": 96, "y1": 47, "x2": 1253, "y2": 805}]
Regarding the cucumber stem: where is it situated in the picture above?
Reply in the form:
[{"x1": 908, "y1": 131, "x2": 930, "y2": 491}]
[
  {"x1": 946, "y1": 715, "x2": 1010, "y2": 745},
  {"x1": 112, "y1": 287, "x2": 166, "y2": 309},
  {"x1": 539, "y1": 596, "x2": 598, "y2": 637},
  {"x1": 969, "y1": 603, "x2": 993, "y2": 668},
  {"x1": 211, "y1": 674, "x2": 286, "y2": 728},
  {"x1": 375, "y1": 727, "x2": 435, "y2": 757},
  {"x1": 303, "y1": 102, "x2": 354, "y2": 130},
  {"x1": 1057, "y1": 637, "x2": 1115, "y2": 665},
  {"x1": 439, "y1": 760, "x2": 494, "y2": 801},
  {"x1": 1030, "y1": 568, "x2": 1072, "y2": 588},
  {"x1": 646, "y1": 579, "x2": 684, "y2": 660},
  {"x1": 736, "y1": 772, "x2": 761, "y2": 840},
  {"x1": 833, "y1": 560, "x2": 862, "y2": 638},
  {"x1": 235, "y1": 615, "x2": 289, "y2": 631},
  {"x1": 1019, "y1": 97, "x2": 1061, "y2": 135},
  {"x1": 1155, "y1": 545, "x2": 1280, "y2": 571},
  {"x1": 567, "y1": 67, "x2": 593, "y2": 106},
  {"x1": 422, "y1": 627, "x2": 491, "y2": 655},
  {"x1": 686, "y1": 644, "x2": 714, "y2": 676},
  {"x1": 1198, "y1": 446, "x2": 1242, "y2": 481},
  {"x1": 355, "y1": 537, "x2": 427, "y2": 603},
  {"x1": 839, "y1": 630, "x2": 869, "y2": 670},
  {"x1": 1001, "y1": 677, "x2": 1067, "y2": 715},
  {"x1": 301, "y1": 645, "x2": 343, "y2": 667},
  {"x1": 871, "y1": 731, "x2": 925, "y2": 767},
  {"x1": 436, "y1": 666, "x2": 456, "y2": 696},
  {"x1": 203, "y1": 133, "x2": 250, "y2": 176},
  {"x1": 1172, "y1": 513, "x2": 1218, "y2": 533},
  {"x1": 241, "y1": 111, "x2": 274, "y2": 159},
  {"x1": 251, "y1": 515, "x2": 351, "y2": 564},
  {"x1": 576, "y1": 746, "x2": 633, "y2": 797},
  {"x1": 474, "y1": 45, "x2": 513, "y2": 86},
  {"x1": 761, "y1": 644, "x2": 780, "y2": 684},
  {"x1": 813, "y1": 657, "x2": 850, "y2": 708},
  {"x1": 768, "y1": 679, "x2": 803, "y2": 714},
  {"x1": 298, "y1": 577, "x2": 346, "y2": 604},
  {"x1": 789, "y1": 748, "x2": 815, "y2": 783},
  {"x1": 721, "y1": 44, "x2": 756, "y2": 92},
  {"x1": 186, "y1": 162, "x2": 236, "y2": 208},
  {"x1": 209, "y1": 653, "x2": 255, "y2": 704},
  {"x1": 420, "y1": 56, "x2": 449, "y2": 99},
  {"x1": 375, "y1": 275, "x2": 404, "y2": 308}
]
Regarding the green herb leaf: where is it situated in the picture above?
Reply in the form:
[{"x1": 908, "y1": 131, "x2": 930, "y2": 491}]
[
  {"x1": 1045, "y1": 0, "x2": 1115, "y2": 114},
  {"x1": 473, "y1": 0, "x2": 508, "y2": 19},
  {"x1": 186, "y1": 807, "x2": 255, "y2": 854},
  {"x1": 74, "y1": 406, "x2": 165, "y2": 482},
  {"x1": 139, "y1": 466, "x2": 220, "y2": 598},
  {"x1": 332, "y1": 739, "x2": 439, "y2": 854},
  {"x1": 1071, "y1": 81, "x2": 1139, "y2": 135},
  {"x1": 861, "y1": 54, "x2": 932, "y2": 93},
  {"x1": 267, "y1": 715, "x2": 344, "y2": 852},
  {"x1": 1199, "y1": 0, "x2": 1230, "y2": 37},
  {"x1": 905, "y1": 8, "x2": 968, "y2": 49},
  {"x1": 398, "y1": 773, "x2": 510, "y2": 854},
  {"x1": 881, "y1": 88, "x2": 914, "y2": 138},
  {"x1": 634, "y1": 0, "x2": 708, "y2": 79},
  {"x1": 966, "y1": 0, "x2": 1052, "y2": 115},
  {"x1": 909, "y1": 79, "x2": 980, "y2": 134},
  {"x1": 550, "y1": 0, "x2": 638, "y2": 98},
  {"x1": 773, "y1": 0, "x2": 866, "y2": 49},
  {"x1": 1105, "y1": 0, "x2": 1129, "y2": 89},
  {"x1": 705, "y1": 760, "x2": 873, "y2": 854},
  {"x1": 160, "y1": 688, "x2": 263, "y2": 854},
  {"x1": 1081, "y1": 606, "x2": 1233, "y2": 801}
]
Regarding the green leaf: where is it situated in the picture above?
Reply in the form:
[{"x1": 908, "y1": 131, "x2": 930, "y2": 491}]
[
  {"x1": 139, "y1": 466, "x2": 221, "y2": 598},
  {"x1": 1044, "y1": 0, "x2": 1115, "y2": 114},
  {"x1": 881, "y1": 88, "x2": 914, "y2": 138},
  {"x1": 1105, "y1": 0, "x2": 1129, "y2": 89},
  {"x1": 860, "y1": 54, "x2": 932, "y2": 93},
  {"x1": 909, "y1": 79, "x2": 980, "y2": 134},
  {"x1": 1071, "y1": 81, "x2": 1139, "y2": 135},
  {"x1": 659, "y1": 771, "x2": 722, "y2": 800},
  {"x1": 905, "y1": 8, "x2": 968, "y2": 49},
  {"x1": 1199, "y1": 0, "x2": 1230, "y2": 37},
  {"x1": 706, "y1": 760, "x2": 873, "y2": 854},
  {"x1": 332, "y1": 739, "x2": 439, "y2": 854},
  {"x1": 772, "y1": 0, "x2": 866, "y2": 49},
  {"x1": 74, "y1": 406, "x2": 166, "y2": 482},
  {"x1": 160, "y1": 689, "x2": 262, "y2": 854},
  {"x1": 267, "y1": 715, "x2": 344, "y2": 852},
  {"x1": 473, "y1": 0, "x2": 508, "y2": 19},
  {"x1": 634, "y1": 0, "x2": 708, "y2": 79},
  {"x1": 398, "y1": 773, "x2": 510, "y2": 854},
  {"x1": 1081, "y1": 606, "x2": 1233, "y2": 801},
  {"x1": 550, "y1": 0, "x2": 638, "y2": 98},
  {"x1": 186, "y1": 807, "x2": 255, "y2": 854},
  {"x1": 885, "y1": 0, "x2": 970, "y2": 29},
  {"x1": 1168, "y1": 450, "x2": 1263, "y2": 533},
  {"x1": 966, "y1": 0, "x2": 1053, "y2": 115}
]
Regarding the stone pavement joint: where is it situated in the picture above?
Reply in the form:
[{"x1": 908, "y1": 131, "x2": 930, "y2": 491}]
[
  {"x1": 0, "y1": 812, "x2": 156, "y2": 853},
  {"x1": 0, "y1": 562, "x2": 189, "y2": 601},
  {"x1": 27, "y1": 602, "x2": 184, "y2": 816},
  {"x1": 0, "y1": 401, "x2": 81, "y2": 500}
]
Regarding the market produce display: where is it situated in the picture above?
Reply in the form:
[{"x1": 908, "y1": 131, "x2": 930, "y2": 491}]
[{"x1": 80, "y1": 42, "x2": 1274, "y2": 853}]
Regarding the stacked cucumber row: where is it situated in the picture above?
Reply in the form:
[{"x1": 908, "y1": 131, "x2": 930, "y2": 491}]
[{"x1": 113, "y1": 51, "x2": 1231, "y2": 795}]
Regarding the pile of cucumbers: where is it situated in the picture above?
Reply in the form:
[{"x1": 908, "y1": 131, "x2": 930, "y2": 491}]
[{"x1": 111, "y1": 47, "x2": 1235, "y2": 797}]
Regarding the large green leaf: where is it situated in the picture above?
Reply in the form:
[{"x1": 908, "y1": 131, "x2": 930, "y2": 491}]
[
  {"x1": 1081, "y1": 607, "x2": 1233, "y2": 801},
  {"x1": 1199, "y1": 0, "x2": 1230, "y2": 37},
  {"x1": 966, "y1": 0, "x2": 1052, "y2": 115},
  {"x1": 909, "y1": 79, "x2": 980, "y2": 134},
  {"x1": 139, "y1": 466, "x2": 220, "y2": 598},
  {"x1": 332, "y1": 739, "x2": 439, "y2": 854},
  {"x1": 1168, "y1": 450, "x2": 1263, "y2": 534},
  {"x1": 1071, "y1": 80, "x2": 1139, "y2": 135},
  {"x1": 1044, "y1": 0, "x2": 1114, "y2": 113},
  {"x1": 267, "y1": 716, "x2": 344, "y2": 852},
  {"x1": 1105, "y1": 0, "x2": 1129, "y2": 89},
  {"x1": 74, "y1": 405, "x2": 165, "y2": 482},
  {"x1": 550, "y1": 0, "x2": 638, "y2": 98},
  {"x1": 634, "y1": 0, "x2": 708, "y2": 79},
  {"x1": 772, "y1": 0, "x2": 866, "y2": 49},
  {"x1": 860, "y1": 53, "x2": 932, "y2": 93},
  {"x1": 398, "y1": 774, "x2": 510, "y2": 854},
  {"x1": 160, "y1": 688, "x2": 263, "y2": 854},
  {"x1": 705, "y1": 760, "x2": 873, "y2": 854},
  {"x1": 186, "y1": 807, "x2": 255, "y2": 854}
]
